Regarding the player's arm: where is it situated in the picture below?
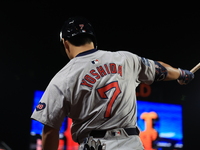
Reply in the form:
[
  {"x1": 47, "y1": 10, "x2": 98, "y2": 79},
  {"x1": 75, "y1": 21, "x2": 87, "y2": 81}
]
[
  {"x1": 42, "y1": 125, "x2": 59, "y2": 150},
  {"x1": 157, "y1": 61, "x2": 180, "y2": 80},
  {"x1": 155, "y1": 61, "x2": 194, "y2": 84}
]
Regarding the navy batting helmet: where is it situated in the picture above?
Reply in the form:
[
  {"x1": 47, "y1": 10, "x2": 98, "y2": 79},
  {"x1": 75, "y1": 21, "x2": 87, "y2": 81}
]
[{"x1": 60, "y1": 16, "x2": 97, "y2": 48}]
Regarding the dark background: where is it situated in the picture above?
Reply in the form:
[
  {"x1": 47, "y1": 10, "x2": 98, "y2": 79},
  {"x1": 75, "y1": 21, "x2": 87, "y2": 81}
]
[{"x1": 0, "y1": 2, "x2": 200, "y2": 149}]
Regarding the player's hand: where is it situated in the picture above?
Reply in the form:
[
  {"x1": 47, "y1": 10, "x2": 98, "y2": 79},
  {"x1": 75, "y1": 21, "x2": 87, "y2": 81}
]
[{"x1": 177, "y1": 68, "x2": 194, "y2": 85}]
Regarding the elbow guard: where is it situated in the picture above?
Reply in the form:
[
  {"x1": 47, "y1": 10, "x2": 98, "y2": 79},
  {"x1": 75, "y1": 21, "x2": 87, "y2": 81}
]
[{"x1": 154, "y1": 61, "x2": 168, "y2": 81}]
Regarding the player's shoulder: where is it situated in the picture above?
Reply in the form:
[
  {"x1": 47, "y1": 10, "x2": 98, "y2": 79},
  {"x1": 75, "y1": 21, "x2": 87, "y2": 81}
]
[
  {"x1": 99, "y1": 50, "x2": 138, "y2": 57},
  {"x1": 117, "y1": 50, "x2": 137, "y2": 55},
  {"x1": 98, "y1": 50, "x2": 141, "y2": 63},
  {"x1": 116, "y1": 50, "x2": 140, "y2": 60},
  {"x1": 49, "y1": 60, "x2": 75, "y2": 83}
]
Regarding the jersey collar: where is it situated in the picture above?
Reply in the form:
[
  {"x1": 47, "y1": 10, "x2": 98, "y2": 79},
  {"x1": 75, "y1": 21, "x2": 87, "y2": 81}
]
[{"x1": 76, "y1": 49, "x2": 98, "y2": 57}]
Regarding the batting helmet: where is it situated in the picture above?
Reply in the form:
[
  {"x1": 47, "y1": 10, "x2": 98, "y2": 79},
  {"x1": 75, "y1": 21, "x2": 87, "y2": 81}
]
[{"x1": 60, "y1": 16, "x2": 97, "y2": 48}]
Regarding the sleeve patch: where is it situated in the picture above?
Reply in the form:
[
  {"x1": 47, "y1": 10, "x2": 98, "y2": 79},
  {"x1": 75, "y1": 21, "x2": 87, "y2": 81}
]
[
  {"x1": 36, "y1": 102, "x2": 46, "y2": 111},
  {"x1": 141, "y1": 57, "x2": 150, "y2": 67}
]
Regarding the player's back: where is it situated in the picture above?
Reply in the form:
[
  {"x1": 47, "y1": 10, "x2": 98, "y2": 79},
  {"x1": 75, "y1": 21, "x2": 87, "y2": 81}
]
[{"x1": 57, "y1": 49, "x2": 147, "y2": 143}]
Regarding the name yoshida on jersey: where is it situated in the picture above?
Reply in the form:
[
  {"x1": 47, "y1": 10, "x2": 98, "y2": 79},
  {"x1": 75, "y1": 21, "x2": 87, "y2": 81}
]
[
  {"x1": 81, "y1": 63, "x2": 123, "y2": 88},
  {"x1": 31, "y1": 49, "x2": 156, "y2": 144}
]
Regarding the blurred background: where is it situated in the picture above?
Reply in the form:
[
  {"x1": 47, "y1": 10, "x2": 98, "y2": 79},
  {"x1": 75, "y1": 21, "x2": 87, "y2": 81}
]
[{"x1": 0, "y1": 1, "x2": 200, "y2": 149}]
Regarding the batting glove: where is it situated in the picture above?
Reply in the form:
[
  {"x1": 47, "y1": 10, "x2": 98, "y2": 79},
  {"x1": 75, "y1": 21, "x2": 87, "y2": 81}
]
[{"x1": 178, "y1": 68, "x2": 194, "y2": 85}]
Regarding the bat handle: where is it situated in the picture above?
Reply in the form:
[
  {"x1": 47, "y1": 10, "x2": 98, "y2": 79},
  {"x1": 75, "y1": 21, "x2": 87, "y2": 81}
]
[{"x1": 190, "y1": 63, "x2": 200, "y2": 73}]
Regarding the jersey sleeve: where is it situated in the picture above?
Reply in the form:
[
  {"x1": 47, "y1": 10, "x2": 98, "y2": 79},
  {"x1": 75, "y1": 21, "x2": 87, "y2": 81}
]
[
  {"x1": 31, "y1": 82, "x2": 69, "y2": 130},
  {"x1": 137, "y1": 57, "x2": 156, "y2": 84},
  {"x1": 119, "y1": 51, "x2": 156, "y2": 85}
]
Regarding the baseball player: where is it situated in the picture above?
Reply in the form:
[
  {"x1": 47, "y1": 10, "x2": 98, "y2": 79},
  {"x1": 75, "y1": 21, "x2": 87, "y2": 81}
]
[{"x1": 31, "y1": 17, "x2": 194, "y2": 150}]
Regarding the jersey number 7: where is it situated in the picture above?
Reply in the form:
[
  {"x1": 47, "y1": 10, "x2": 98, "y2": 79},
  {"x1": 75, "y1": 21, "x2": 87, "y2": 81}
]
[{"x1": 97, "y1": 81, "x2": 121, "y2": 118}]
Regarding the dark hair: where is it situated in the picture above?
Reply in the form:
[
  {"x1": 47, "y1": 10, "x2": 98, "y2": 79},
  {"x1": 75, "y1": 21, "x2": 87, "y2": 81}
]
[{"x1": 67, "y1": 34, "x2": 94, "y2": 46}]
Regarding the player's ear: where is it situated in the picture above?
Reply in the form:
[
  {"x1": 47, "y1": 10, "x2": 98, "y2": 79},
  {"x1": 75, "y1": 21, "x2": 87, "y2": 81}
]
[
  {"x1": 62, "y1": 40, "x2": 73, "y2": 59},
  {"x1": 62, "y1": 39, "x2": 70, "y2": 52}
]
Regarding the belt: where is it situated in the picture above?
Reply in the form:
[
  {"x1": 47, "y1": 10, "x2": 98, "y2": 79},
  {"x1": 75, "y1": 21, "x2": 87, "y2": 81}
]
[{"x1": 90, "y1": 128, "x2": 139, "y2": 138}]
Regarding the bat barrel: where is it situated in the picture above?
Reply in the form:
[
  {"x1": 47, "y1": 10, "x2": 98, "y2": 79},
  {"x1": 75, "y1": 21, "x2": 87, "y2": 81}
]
[{"x1": 190, "y1": 63, "x2": 200, "y2": 73}]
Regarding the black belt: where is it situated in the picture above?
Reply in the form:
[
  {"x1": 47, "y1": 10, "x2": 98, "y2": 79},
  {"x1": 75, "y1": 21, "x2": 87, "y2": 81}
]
[{"x1": 90, "y1": 128, "x2": 139, "y2": 138}]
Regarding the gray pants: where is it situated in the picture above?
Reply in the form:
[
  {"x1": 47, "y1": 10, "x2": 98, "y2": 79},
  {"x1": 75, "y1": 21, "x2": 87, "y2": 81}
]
[{"x1": 79, "y1": 128, "x2": 144, "y2": 150}]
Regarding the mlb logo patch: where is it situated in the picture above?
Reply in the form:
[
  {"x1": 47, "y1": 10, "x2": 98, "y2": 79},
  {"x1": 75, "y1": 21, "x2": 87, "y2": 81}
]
[
  {"x1": 91, "y1": 59, "x2": 99, "y2": 64},
  {"x1": 112, "y1": 130, "x2": 121, "y2": 136}
]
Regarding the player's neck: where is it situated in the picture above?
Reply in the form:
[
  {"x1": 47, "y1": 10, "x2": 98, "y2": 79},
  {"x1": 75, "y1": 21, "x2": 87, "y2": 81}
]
[{"x1": 70, "y1": 43, "x2": 95, "y2": 58}]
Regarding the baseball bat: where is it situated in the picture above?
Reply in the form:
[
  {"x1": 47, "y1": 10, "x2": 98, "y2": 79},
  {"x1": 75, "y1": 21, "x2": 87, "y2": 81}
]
[{"x1": 190, "y1": 62, "x2": 200, "y2": 73}]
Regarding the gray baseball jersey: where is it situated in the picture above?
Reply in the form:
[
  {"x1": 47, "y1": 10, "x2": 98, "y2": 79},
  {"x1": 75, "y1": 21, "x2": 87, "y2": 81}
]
[{"x1": 31, "y1": 49, "x2": 155, "y2": 144}]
